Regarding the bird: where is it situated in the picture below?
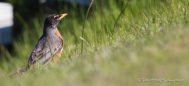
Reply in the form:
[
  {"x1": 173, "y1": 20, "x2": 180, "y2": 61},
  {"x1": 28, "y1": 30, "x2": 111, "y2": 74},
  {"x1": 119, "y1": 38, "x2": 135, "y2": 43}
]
[{"x1": 10, "y1": 13, "x2": 67, "y2": 76}]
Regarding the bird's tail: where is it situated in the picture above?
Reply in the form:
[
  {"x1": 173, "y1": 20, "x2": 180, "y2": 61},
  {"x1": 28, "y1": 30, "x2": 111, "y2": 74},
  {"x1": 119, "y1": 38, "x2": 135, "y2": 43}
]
[{"x1": 9, "y1": 65, "x2": 29, "y2": 77}]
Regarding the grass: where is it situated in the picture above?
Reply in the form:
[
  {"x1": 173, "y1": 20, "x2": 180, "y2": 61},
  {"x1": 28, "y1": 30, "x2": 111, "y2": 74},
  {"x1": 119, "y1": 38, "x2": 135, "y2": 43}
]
[{"x1": 0, "y1": 0, "x2": 189, "y2": 86}]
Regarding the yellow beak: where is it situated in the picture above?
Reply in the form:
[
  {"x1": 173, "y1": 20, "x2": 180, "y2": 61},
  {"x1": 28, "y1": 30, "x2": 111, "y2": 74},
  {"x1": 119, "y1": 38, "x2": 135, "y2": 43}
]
[{"x1": 58, "y1": 13, "x2": 68, "y2": 20}]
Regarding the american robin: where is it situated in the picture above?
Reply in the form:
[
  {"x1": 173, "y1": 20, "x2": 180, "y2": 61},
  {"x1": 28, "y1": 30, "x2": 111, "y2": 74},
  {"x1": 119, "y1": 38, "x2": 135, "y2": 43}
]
[{"x1": 10, "y1": 13, "x2": 67, "y2": 76}]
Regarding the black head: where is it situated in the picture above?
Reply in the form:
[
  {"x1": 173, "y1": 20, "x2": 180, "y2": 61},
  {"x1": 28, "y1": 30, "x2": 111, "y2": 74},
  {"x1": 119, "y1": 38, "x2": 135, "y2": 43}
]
[{"x1": 44, "y1": 13, "x2": 67, "y2": 28}]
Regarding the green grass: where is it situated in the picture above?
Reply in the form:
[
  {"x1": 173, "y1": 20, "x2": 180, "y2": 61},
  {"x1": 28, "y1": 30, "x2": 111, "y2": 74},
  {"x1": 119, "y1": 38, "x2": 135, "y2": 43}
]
[{"x1": 0, "y1": 0, "x2": 189, "y2": 86}]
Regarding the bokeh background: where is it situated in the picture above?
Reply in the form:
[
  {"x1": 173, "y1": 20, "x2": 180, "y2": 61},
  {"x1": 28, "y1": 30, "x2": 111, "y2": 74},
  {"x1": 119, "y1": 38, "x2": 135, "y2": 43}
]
[{"x1": 0, "y1": 0, "x2": 189, "y2": 86}]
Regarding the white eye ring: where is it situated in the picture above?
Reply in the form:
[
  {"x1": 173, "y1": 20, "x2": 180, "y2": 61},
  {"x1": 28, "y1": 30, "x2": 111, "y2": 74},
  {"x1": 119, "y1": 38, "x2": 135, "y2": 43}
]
[{"x1": 54, "y1": 16, "x2": 59, "y2": 19}]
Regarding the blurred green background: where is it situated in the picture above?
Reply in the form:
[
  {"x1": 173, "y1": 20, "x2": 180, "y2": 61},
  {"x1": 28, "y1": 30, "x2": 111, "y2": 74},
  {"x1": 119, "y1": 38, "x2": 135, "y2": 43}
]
[{"x1": 0, "y1": 0, "x2": 189, "y2": 86}]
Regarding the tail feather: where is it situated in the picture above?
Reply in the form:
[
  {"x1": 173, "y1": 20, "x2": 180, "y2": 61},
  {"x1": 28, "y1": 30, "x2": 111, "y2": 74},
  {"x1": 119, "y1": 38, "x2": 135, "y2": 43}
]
[{"x1": 9, "y1": 66, "x2": 29, "y2": 77}]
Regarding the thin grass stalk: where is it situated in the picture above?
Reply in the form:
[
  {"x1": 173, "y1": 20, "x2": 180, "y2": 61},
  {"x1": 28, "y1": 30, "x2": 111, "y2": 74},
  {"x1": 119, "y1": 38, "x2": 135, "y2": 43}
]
[
  {"x1": 81, "y1": 0, "x2": 94, "y2": 55},
  {"x1": 112, "y1": 0, "x2": 130, "y2": 36}
]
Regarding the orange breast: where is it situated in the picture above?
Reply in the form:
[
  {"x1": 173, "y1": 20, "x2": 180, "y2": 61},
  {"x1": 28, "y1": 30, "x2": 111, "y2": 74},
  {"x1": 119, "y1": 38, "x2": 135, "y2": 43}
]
[
  {"x1": 53, "y1": 28, "x2": 63, "y2": 63},
  {"x1": 56, "y1": 28, "x2": 63, "y2": 39}
]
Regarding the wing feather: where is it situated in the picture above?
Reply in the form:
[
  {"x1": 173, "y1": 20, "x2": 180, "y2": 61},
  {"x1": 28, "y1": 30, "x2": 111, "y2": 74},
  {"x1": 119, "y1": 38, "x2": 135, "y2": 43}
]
[{"x1": 28, "y1": 36, "x2": 63, "y2": 65}]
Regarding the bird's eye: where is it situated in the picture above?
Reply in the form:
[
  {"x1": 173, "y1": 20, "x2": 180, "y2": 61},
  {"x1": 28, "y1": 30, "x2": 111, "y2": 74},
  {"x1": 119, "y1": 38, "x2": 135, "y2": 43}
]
[{"x1": 53, "y1": 16, "x2": 59, "y2": 19}]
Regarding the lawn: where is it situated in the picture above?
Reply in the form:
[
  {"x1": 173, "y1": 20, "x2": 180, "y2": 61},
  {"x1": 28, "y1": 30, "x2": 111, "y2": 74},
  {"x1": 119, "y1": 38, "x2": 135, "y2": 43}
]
[{"x1": 0, "y1": 0, "x2": 189, "y2": 86}]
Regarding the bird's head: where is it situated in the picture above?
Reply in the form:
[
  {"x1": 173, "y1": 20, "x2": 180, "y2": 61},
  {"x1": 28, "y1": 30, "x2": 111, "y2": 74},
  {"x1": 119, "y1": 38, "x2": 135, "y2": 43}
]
[{"x1": 44, "y1": 13, "x2": 67, "y2": 28}]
